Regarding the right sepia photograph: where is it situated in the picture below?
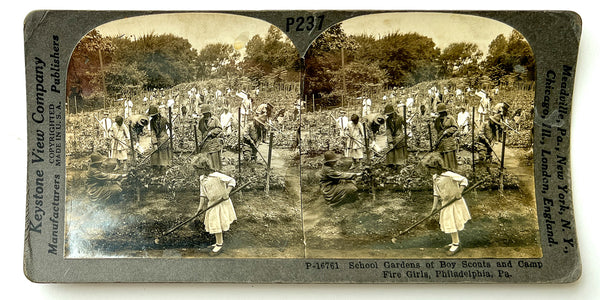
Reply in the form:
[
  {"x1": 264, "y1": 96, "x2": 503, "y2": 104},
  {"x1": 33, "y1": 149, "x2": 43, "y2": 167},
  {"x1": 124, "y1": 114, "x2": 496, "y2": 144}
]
[{"x1": 300, "y1": 12, "x2": 539, "y2": 259}]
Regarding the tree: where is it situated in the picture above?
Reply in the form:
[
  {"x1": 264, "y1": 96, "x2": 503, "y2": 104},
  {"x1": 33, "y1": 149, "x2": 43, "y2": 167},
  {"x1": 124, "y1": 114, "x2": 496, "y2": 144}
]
[
  {"x1": 102, "y1": 61, "x2": 147, "y2": 97},
  {"x1": 308, "y1": 23, "x2": 358, "y2": 54},
  {"x1": 484, "y1": 30, "x2": 535, "y2": 83},
  {"x1": 487, "y1": 34, "x2": 508, "y2": 61},
  {"x1": 439, "y1": 42, "x2": 482, "y2": 77},
  {"x1": 484, "y1": 34, "x2": 511, "y2": 82},
  {"x1": 264, "y1": 66, "x2": 289, "y2": 86},
  {"x1": 67, "y1": 29, "x2": 114, "y2": 99},
  {"x1": 506, "y1": 30, "x2": 535, "y2": 81},
  {"x1": 242, "y1": 26, "x2": 300, "y2": 85},
  {"x1": 110, "y1": 33, "x2": 198, "y2": 90},
  {"x1": 330, "y1": 61, "x2": 387, "y2": 98},
  {"x1": 197, "y1": 43, "x2": 240, "y2": 80},
  {"x1": 304, "y1": 23, "x2": 358, "y2": 103},
  {"x1": 351, "y1": 34, "x2": 378, "y2": 64},
  {"x1": 374, "y1": 32, "x2": 440, "y2": 87}
]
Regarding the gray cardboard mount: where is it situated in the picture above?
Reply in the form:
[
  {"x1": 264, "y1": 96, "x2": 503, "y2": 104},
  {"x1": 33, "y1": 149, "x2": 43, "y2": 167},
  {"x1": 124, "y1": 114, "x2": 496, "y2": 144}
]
[{"x1": 23, "y1": 10, "x2": 581, "y2": 283}]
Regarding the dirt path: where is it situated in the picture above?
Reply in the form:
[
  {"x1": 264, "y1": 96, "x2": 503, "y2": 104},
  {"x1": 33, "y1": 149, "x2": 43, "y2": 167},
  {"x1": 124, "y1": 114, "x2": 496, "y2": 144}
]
[
  {"x1": 300, "y1": 201, "x2": 323, "y2": 233},
  {"x1": 257, "y1": 144, "x2": 294, "y2": 175},
  {"x1": 500, "y1": 146, "x2": 535, "y2": 196}
]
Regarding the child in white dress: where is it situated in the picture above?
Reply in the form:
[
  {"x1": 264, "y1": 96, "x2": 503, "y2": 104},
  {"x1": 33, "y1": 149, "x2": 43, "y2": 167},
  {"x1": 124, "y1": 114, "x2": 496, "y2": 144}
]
[
  {"x1": 422, "y1": 153, "x2": 471, "y2": 255},
  {"x1": 192, "y1": 155, "x2": 237, "y2": 256}
]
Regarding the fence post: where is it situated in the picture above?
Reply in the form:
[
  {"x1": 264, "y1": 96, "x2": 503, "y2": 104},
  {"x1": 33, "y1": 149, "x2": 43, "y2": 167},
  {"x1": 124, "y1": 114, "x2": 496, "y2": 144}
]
[
  {"x1": 499, "y1": 131, "x2": 507, "y2": 193},
  {"x1": 427, "y1": 122, "x2": 433, "y2": 152},
  {"x1": 193, "y1": 123, "x2": 199, "y2": 154},
  {"x1": 472, "y1": 106, "x2": 476, "y2": 180},
  {"x1": 168, "y1": 107, "x2": 174, "y2": 160},
  {"x1": 403, "y1": 105, "x2": 408, "y2": 150},
  {"x1": 265, "y1": 132, "x2": 274, "y2": 194},
  {"x1": 238, "y1": 106, "x2": 242, "y2": 175},
  {"x1": 363, "y1": 122, "x2": 375, "y2": 201}
]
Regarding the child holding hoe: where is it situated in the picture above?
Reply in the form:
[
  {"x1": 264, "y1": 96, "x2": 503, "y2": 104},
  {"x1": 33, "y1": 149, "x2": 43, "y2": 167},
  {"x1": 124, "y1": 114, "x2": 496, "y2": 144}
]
[
  {"x1": 421, "y1": 152, "x2": 471, "y2": 256},
  {"x1": 192, "y1": 154, "x2": 237, "y2": 256}
]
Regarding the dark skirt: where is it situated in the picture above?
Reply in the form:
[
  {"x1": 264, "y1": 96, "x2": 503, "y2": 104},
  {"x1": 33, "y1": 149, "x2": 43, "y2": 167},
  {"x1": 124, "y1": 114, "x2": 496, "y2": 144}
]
[
  {"x1": 386, "y1": 146, "x2": 408, "y2": 165},
  {"x1": 206, "y1": 151, "x2": 222, "y2": 171},
  {"x1": 322, "y1": 181, "x2": 358, "y2": 206},
  {"x1": 151, "y1": 147, "x2": 172, "y2": 166},
  {"x1": 88, "y1": 184, "x2": 122, "y2": 202},
  {"x1": 440, "y1": 150, "x2": 458, "y2": 171}
]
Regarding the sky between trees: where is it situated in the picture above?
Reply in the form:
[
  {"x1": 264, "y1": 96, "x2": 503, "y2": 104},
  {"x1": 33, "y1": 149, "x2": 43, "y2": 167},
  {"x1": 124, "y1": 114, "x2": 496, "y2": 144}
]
[{"x1": 96, "y1": 12, "x2": 516, "y2": 58}]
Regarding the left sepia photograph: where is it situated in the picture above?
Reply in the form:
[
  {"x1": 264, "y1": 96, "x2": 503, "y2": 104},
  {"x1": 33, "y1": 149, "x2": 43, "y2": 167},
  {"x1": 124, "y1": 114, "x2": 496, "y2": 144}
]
[{"x1": 64, "y1": 13, "x2": 305, "y2": 258}]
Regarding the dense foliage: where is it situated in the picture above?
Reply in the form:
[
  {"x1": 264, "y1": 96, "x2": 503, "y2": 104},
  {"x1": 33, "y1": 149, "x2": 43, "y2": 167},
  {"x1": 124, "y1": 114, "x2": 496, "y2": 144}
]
[
  {"x1": 67, "y1": 23, "x2": 534, "y2": 114},
  {"x1": 304, "y1": 26, "x2": 534, "y2": 107},
  {"x1": 67, "y1": 26, "x2": 301, "y2": 108}
]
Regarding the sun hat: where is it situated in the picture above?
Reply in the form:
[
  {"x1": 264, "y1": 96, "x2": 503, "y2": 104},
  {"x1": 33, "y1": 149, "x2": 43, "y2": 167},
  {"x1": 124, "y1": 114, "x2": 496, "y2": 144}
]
[{"x1": 324, "y1": 151, "x2": 339, "y2": 163}]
